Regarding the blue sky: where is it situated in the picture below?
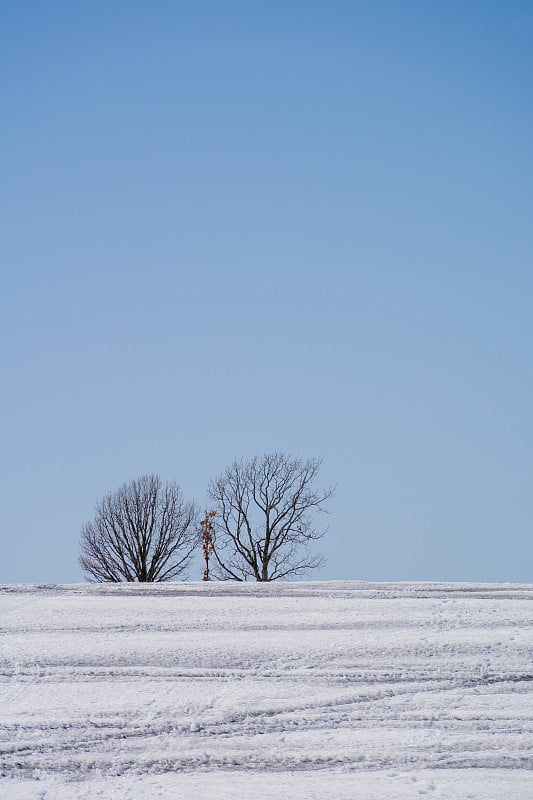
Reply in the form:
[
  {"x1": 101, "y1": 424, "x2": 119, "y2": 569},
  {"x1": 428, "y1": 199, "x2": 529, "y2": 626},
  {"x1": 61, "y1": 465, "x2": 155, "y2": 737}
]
[{"x1": 1, "y1": 1, "x2": 532, "y2": 582}]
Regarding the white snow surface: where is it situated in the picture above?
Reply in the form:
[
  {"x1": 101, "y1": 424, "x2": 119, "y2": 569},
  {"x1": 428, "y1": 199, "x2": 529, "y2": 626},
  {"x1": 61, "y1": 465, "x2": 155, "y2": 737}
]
[{"x1": 1, "y1": 581, "x2": 532, "y2": 799}]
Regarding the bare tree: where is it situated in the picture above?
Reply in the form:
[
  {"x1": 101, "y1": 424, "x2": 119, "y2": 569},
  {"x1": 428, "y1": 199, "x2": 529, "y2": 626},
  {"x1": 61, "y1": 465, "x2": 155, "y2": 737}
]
[
  {"x1": 208, "y1": 453, "x2": 334, "y2": 581},
  {"x1": 80, "y1": 474, "x2": 198, "y2": 582}
]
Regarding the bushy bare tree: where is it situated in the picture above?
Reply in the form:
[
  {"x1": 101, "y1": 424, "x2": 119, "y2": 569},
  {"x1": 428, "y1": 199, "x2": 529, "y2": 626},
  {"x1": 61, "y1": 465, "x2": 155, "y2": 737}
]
[
  {"x1": 80, "y1": 474, "x2": 198, "y2": 582},
  {"x1": 208, "y1": 453, "x2": 334, "y2": 581}
]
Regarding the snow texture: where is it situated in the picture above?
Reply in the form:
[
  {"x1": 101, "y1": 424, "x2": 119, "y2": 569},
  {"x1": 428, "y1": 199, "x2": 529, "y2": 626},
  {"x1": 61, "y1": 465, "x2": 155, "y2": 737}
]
[{"x1": 1, "y1": 581, "x2": 532, "y2": 799}]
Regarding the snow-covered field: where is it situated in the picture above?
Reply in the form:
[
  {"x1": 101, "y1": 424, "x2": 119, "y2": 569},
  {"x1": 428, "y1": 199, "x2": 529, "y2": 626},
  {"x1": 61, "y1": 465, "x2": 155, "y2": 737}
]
[{"x1": 1, "y1": 581, "x2": 532, "y2": 799}]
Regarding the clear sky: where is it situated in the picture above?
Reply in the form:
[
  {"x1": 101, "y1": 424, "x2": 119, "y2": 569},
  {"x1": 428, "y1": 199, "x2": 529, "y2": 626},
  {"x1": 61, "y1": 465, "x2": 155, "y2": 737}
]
[{"x1": 1, "y1": 1, "x2": 532, "y2": 583}]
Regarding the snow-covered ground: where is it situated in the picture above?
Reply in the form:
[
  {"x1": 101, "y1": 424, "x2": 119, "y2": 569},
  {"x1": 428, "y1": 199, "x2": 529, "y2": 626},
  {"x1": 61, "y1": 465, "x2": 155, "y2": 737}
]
[{"x1": 1, "y1": 581, "x2": 532, "y2": 799}]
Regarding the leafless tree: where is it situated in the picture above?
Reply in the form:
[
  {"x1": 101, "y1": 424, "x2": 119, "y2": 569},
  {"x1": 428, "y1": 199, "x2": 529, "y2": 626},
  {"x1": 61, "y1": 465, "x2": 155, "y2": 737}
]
[
  {"x1": 80, "y1": 474, "x2": 198, "y2": 582},
  {"x1": 208, "y1": 453, "x2": 334, "y2": 581}
]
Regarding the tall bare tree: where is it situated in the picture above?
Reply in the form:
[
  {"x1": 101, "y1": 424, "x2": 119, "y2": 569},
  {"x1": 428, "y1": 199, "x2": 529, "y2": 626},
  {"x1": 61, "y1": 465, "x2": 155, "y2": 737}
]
[
  {"x1": 80, "y1": 474, "x2": 198, "y2": 582},
  {"x1": 208, "y1": 453, "x2": 334, "y2": 581}
]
